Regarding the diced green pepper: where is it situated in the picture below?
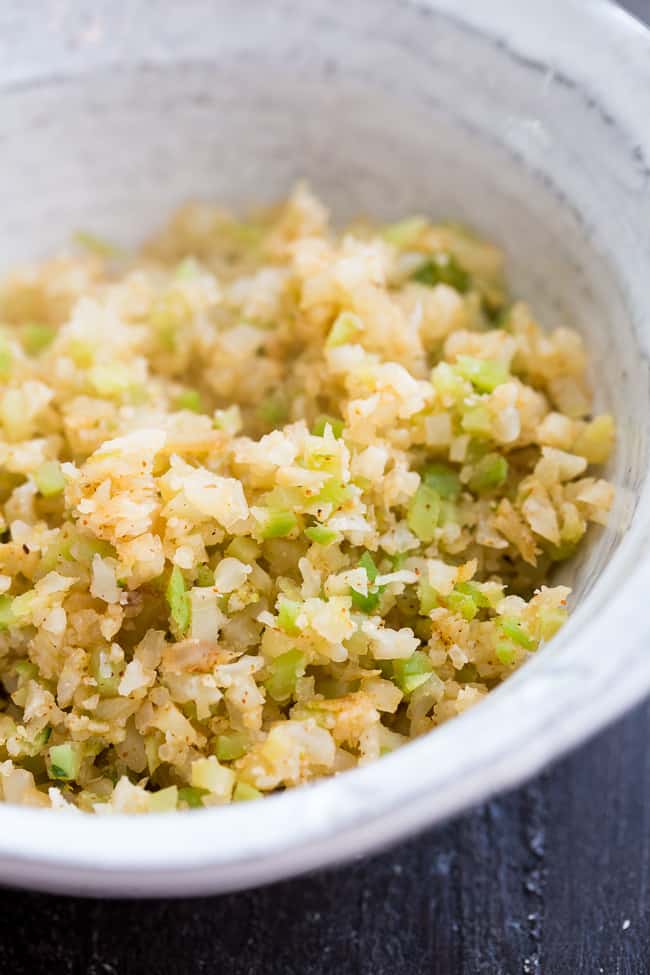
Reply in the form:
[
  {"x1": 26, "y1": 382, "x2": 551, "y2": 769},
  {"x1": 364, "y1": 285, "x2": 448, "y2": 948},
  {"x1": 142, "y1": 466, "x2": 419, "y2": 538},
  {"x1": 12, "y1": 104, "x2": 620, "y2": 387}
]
[
  {"x1": 14, "y1": 661, "x2": 38, "y2": 691},
  {"x1": 326, "y1": 311, "x2": 363, "y2": 348},
  {"x1": 150, "y1": 291, "x2": 191, "y2": 350},
  {"x1": 455, "y1": 581, "x2": 491, "y2": 609},
  {"x1": 195, "y1": 564, "x2": 214, "y2": 587},
  {"x1": 389, "y1": 552, "x2": 408, "y2": 571},
  {"x1": 224, "y1": 221, "x2": 265, "y2": 249},
  {"x1": 499, "y1": 617, "x2": 537, "y2": 651},
  {"x1": 144, "y1": 735, "x2": 161, "y2": 776},
  {"x1": 226, "y1": 537, "x2": 260, "y2": 562},
  {"x1": 216, "y1": 733, "x2": 249, "y2": 761},
  {"x1": 277, "y1": 598, "x2": 301, "y2": 635},
  {"x1": 1, "y1": 389, "x2": 29, "y2": 440},
  {"x1": 305, "y1": 447, "x2": 339, "y2": 477},
  {"x1": 393, "y1": 651, "x2": 434, "y2": 695},
  {"x1": 178, "y1": 786, "x2": 208, "y2": 809},
  {"x1": 537, "y1": 607, "x2": 568, "y2": 641},
  {"x1": 0, "y1": 336, "x2": 12, "y2": 378},
  {"x1": 89, "y1": 362, "x2": 132, "y2": 397},
  {"x1": 431, "y1": 361, "x2": 467, "y2": 402},
  {"x1": 10, "y1": 591, "x2": 37, "y2": 625},
  {"x1": 468, "y1": 453, "x2": 508, "y2": 493},
  {"x1": 234, "y1": 781, "x2": 262, "y2": 802},
  {"x1": 422, "y1": 462, "x2": 461, "y2": 500},
  {"x1": 260, "y1": 510, "x2": 298, "y2": 539},
  {"x1": 258, "y1": 394, "x2": 288, "y2": 426},
  {"x1": 455, "y1": 356, "x2": 509, "y2": 393},
  {"x1": 166, "y1": 566, "x2": 190, "y2": 636},
  {"x1": 23, "y1": 323, "x2": 56, "y2": 356},
  {"x1": 148, "y1": 785, "x2": 178, "y2": 813},
  {"x1": 304, "y1": 525, "x2": 339, "y2": 545},
  {"x1": 493, "y1": 305, "x2": 513, "y2": 329},
  {"x1": 350, "y1": 587, "x2": 383, "y2": 614},
  {"x1": 34, "y1": 460, "x2": 65, "y2": 497},
  {"x1": 74, "y1": 230, "x2": 122, "y2": 258},
  {"x1": 264, "y1": 649, "x2": 306, "y2": 703},
  {"x1": 546, "y1": 540, "x2": 578, "y2": 562},
  {"x1": 174, "y1": 389, "x2": 203, "y2": 413},
  {"x1": 417, "y1": 580, "x2": 438, "y2": 615},
  {"x1": 29, "y1": 725, "x2": 52, "y2": 755},
  {"x1": 312, "y1": 415, "x2": 344, "y2": 439},
  {"x1": 447, "y1": 590, "x2": 478, "y2": 621},
  {"x1": 67, "y1": 338, "x2": 93, "y2": 368},
  {"x1": 461, "y1": 403, "x2": 493, "y2": 438},
  {"x1": 351, "y1": 552, "x2": 382, "y2": 611},
  {"x1": 174, "y1": 257, "x2": 199, "y2": 280},
  {"x1": 70, "y1": 534, "x2": 115, "y2": 565},
  {"x1": 456, "y1": 663, "x2": 478, "y2": 682},
  {"x1": 495, "y1": 641, "x2": 517, "y2": 666},
  {"x1": 358, "y1": 551, "x2": 379, "y2": 583},
  {"x1": 315, "y1": 479, "x2": 354, "y2": 509},
  {"x1": 572, "y1": 414, "x2": 615, "y2": 464},
  {"x1": 381, "y1": 217, "x2": 427, "y2": 248},
  {"x1": 438, "y1": 500, "x2": 459, "y2": 526},
  {"x1": 411, "y1": 254, "x2": 470, "y2": 292},
  {"x1": 49, "y1": 743, "x2": 79, "y2": 781},
  {"x1": 407, "y1": 483, "x2": 440, "y2": 543},
  {"x1": 0, "y1": 595, "x2": 15, "y2": 630}
]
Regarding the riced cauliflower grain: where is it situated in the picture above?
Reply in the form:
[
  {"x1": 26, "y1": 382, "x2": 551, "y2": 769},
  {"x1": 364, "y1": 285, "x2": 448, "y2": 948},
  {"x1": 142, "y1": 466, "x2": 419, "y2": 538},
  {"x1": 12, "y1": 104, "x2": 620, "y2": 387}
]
[{"x1": 0, "y1": 185, "x2": 614, "y2": 811}]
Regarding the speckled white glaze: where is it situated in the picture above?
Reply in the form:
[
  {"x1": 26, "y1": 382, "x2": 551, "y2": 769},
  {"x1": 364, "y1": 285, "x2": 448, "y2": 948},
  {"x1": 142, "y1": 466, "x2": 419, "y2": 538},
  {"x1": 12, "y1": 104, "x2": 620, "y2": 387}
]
[{"x1": 1, "y1": 0, "x2": 649, "y2": 896}]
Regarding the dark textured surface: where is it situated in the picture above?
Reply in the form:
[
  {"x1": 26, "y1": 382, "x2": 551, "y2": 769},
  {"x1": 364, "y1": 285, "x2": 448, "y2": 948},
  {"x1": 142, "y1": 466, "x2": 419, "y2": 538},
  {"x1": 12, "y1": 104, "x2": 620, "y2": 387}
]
[
  {"x1": 2, "y1": 1, "x2": 650, "y2": 973},
  {"x1": 623, "y1": 0, "x2": 649, "y2": 19}
]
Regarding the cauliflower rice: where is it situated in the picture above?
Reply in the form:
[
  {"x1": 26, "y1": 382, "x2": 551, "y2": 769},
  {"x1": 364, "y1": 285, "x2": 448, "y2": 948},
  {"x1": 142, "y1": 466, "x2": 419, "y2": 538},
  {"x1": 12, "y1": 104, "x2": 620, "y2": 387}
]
[{"x1": 0, "y1": 185, "x2": 614, "y2": 812}]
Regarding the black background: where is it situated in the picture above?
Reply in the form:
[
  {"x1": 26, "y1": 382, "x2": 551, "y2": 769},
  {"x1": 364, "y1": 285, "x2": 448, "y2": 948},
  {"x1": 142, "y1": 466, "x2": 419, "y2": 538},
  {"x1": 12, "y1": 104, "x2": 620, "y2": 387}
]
[{"x1": 4, "y1": 1, "x2": 650, "y2": 972}]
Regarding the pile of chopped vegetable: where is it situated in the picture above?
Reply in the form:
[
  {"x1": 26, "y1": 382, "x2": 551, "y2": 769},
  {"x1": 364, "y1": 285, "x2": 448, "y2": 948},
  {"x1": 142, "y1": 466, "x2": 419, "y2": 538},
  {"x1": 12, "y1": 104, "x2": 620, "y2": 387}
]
[{"x1": 0, "y1": 185, "x2": 614, "y2": 812}]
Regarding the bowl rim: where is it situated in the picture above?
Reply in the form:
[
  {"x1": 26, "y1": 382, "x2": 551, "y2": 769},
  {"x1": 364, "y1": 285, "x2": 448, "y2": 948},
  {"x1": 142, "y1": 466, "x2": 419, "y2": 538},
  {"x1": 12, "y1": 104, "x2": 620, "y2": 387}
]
[{"x1": 1, "y1": 0, "x2": 650, "y2": 896}]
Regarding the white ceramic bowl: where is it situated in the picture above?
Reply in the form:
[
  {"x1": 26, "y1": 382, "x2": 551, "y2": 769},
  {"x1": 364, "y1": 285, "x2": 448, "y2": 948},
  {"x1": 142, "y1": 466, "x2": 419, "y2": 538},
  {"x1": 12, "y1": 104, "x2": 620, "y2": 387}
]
[{"x1": 1, "y1": 0, "x2": 650, "y2": 896}]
